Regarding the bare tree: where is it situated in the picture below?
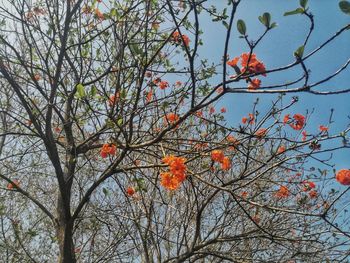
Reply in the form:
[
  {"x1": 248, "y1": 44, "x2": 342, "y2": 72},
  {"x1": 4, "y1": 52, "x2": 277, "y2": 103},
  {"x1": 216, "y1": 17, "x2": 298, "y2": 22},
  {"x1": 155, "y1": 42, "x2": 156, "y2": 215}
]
[{"x1": 0, "y1": 0, "x2": 349, "y2": 262}]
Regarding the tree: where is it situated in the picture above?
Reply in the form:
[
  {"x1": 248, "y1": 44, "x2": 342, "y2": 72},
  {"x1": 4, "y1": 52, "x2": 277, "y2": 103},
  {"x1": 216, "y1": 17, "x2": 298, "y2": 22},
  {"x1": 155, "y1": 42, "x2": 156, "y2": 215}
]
[{"x1": 0, "y1": 0, "x2": 349, "y2": 262}]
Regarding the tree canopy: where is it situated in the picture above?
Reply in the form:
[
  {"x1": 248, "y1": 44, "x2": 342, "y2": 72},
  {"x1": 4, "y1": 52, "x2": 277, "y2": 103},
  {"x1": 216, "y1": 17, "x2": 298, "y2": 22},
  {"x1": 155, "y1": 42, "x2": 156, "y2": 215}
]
[{"x1": 0, "y1": 0, "x2": 349, "y2": 262}]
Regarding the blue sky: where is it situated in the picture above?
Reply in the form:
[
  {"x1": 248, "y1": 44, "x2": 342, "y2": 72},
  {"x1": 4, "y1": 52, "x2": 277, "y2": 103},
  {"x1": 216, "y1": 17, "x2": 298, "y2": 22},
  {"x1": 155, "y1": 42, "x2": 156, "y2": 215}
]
[{"x1": 198, "y1": 0, "x2": 350, "y2": 168}]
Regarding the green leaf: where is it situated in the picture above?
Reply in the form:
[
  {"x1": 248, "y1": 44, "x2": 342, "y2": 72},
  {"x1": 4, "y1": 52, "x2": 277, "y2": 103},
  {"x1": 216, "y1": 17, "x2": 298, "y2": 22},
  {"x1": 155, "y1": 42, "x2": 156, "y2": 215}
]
[
  {"x1": 258, "y1": 12, "x2": 271, "y2": 28},
  {"x1": 284, "y1": 8, "x2": 304, "y2": 16},
  {"x1": 102, "y1": 188, "x2": 109, "y2": 196},
  {"x1": 236, "y1": 19, "x2": 246, "y2": 35},
  {"x1": 300, "y1": 0, "x2": 308, "y2": 8},
  {"x1": 129, "y1": 43, "x2": 142, "y2": 55},
  {"x1": 106, "y1": 119, "x2": 115, "y2": 128},
  {"x1": 76, "y1": 84, "x2": 85, "y2": 98},
  {"x1": 110, "y1": 8, "x2": 119, "y2": 18},
  {"x1": 222, "y1": 20, "x2": 229, "y2": 29},
  {"x1": 270, "y1": 22, "x2": 278, "y2": 29},
  {"x1": 339, "y1": 1, "x2": 350, "y2": 14},
  {"x1": 90, "y1": 86, "x2": 97, "y2": 97},
  {"x1": 120, "y1": 89, "x2": 127, "y2": 99},
  {"x1": 117, "y1": 118, "x2": 123, "y2": 126},
  {"x1": 294, "y1": 45, "x2": 305, "y2": 58}
]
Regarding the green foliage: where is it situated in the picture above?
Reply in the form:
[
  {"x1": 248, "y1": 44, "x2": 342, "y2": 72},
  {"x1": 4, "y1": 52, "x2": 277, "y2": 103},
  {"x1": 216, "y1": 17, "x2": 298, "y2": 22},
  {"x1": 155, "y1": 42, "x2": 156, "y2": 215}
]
[
  {"x1": 236, "y1": 19, "x2": 246, "y2": 35},
  {"x1": 75, "y1": 84, "x2": 86, "y2": 99},
  {"x1": 339, "y1": 1, "x2": 350, "y2": 14},
  {"x1": 294, "y1": 45, "x2": 305, "y2": 58},
  {"x1": 300, "y1": 0, "x2": 308, "y2": 8},
  {"x1": 258, "y1": 12, "x2": 271, "y2": 28},
  {"x1": 284, "y1": 7, "x2": 305, "y2": 16}
]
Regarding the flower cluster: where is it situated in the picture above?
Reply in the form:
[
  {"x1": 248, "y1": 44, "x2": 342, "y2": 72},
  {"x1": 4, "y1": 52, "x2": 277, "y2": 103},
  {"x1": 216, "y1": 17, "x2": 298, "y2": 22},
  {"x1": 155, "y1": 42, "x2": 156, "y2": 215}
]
[
  {"x1": 171, "y1": 31, "x2": 190, "y2": 47},
  {"x1": 302, "y1": 181, "x2": 316, "y2": 192},
  {"x1": 153, "y1": 78, "x2": 169, "y2": 90},
  {"x1": 160, "y1": 155, "x2": 187, "y2": 190},
  {"x1": 275, "y1": 186, "x2": 289, "y2": 198},
  {"x1": 277, "y1": 145, "x2": 286, "y2": 154},
  {"x1": 254, "y1": 128, "x2": 268, "y2": 139},
  {"x1": 227, "y1": 52, "x2": 267, "y2": 90},
  {"x1": 158, "y1": 80, "x2": 169, "y2": 90},
  {"x1": 211, "y1": 150, "x2": 231, "y2": 171},
  {"x1": 301, "y1": 181, "x2": 317, "y2": 198},
  {"x1": 164, "y1": 113, "x2": 179, "y2": 125},
  {"x1": 319, "y1": 125, "x2": 328, "y2": 133},
  {"x1": 126, "y1": 187, "x2": 136, "y2": 196},
  {"x1": 108, "y1": 92, "x2": 120, "y2": 107},
  {"x1": 336, "y1": 169, "x2": 350, "y2": 185},
  {"x1": 242, "y1": 113, "x2": 255, "y2": 125},
  {"x1": 226, "y1": 135, "x2": 240, "y2": 151},
  {"x1": 100, "y1": 143, "x2": 117, "y2": 158},
  {"x1": 283, "y1": 114, "x2": 306, "y2": 130}
]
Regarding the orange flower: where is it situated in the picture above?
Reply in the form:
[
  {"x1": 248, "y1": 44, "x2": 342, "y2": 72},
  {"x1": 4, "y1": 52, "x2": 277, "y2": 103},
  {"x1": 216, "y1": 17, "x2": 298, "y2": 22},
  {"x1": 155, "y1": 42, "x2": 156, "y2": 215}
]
[
  {"x1": 164, "y1": 113, "x2": 179, "y2": 124},
  {"x1": 95, "y1": 8, "x2": 104, "y2": 20},
  {"x1": 254, "y1": 128, "x2": 267, "y2": 139},
  {"x1": 240, "y1": 53, "x2": 267, "y2": 76},
  {"x1": 162, "y1": 155, "x2": 187, "y2": 183},
  {"x1": 171, "y1": 31, "x2": 190, "y2": 47},
  {"x1": 181, "y1": 35, "x2": 190, "y2": 47},
  {"x1": 100, "y1": 143, "x2": 117, "y2": 158},
  {"x1": 221, "y1": 157, "x2": 231, "y2": 171},
  {"x1": 227, "y1": 57, "x2": 239, "y2": 67},
  {"x1": 241, "y1": 191, "x2": 248, "y2": 198},
  {"x1": 158, "y1": 80, "x2": 169, "y2": 90},
  {"x1": 163, "y1": 156, "x2": 186, "y2": 181},
  {"x1": 277, "y1": 146, "x2": 286, "y2": 154},
  {"x1": 146, "y1": 89, "x2": 153, "y2": 103},
  {"x1": 195, "y1": 110, "x2": 203, "y2": 118},
  {"x1": 108, "y1": 92, "x2": 119, "y2": 107},
  {"x1": 290, "y1": 114, "x2": 305, "y2": 130},
  {"x1": 153, "y1": 77, "x2": 161, "y2": 85},
  {"x1": 175, "y1": 81, "x2": 182, "y2": 88},
  {"x1": 283, "y1": 114, "x2": 290, "y2": 124},
  {"x1": 302, "y1": 130, "x2": 307, "y2": 141},
  {"x1": 241, "y1": 53, "x2": 257, "y2": 69},
  {"x1": 193, "y1": 142, "x2": 208, "y2": 150},
  {"x1": 336, "y1": 169, "x2": 350, "y2": 185},
  {"x1": 250, "y1": 61, "x2": 267, "y2": 76},
  {"x1": 7, "y1": 179, "x2": 20, "y2": 190},
  {"x1": 160, "y1": 172, "x2": 181, "y2": 190},
  {"x1": 226, "y1": 135, "x2": 239, "y2": 145},
  {"x1": 302, "y1": 181, "x2": 316, "y2": 191},
  {"x1": 248, "y1": 78, "x2": 261, "y2": 90},
  {"x1": 275, "y1": 186, "x2": 289, "y2": 198},
  {"x1": 242, "y1": 113, "x2": 254, "y2": 125},
  {"x1": 33, "y1": 73, "x2": 41, "y2": 81},
  {"x1": 211, "y1": 150, "x2": 225, "y2": 163},
  {"x1": 308, "y1": 190, "x2": 317, "y2": 199},
  {"x1": 126, "y1": 187, "x2": 135, "y2": 196},
  {"x1": 248, "y1": 113, "x2": 255, "y2": 124},
  {"x1": 319, "y1": 125, "x2": 328, "y2": 132}
]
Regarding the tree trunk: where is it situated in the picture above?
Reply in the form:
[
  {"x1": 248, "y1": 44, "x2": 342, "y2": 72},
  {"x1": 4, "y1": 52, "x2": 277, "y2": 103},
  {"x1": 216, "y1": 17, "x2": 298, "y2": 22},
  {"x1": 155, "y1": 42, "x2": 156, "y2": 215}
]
[{"x1": 57, "y1": 193, "x2": 76, "y2": 263}]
